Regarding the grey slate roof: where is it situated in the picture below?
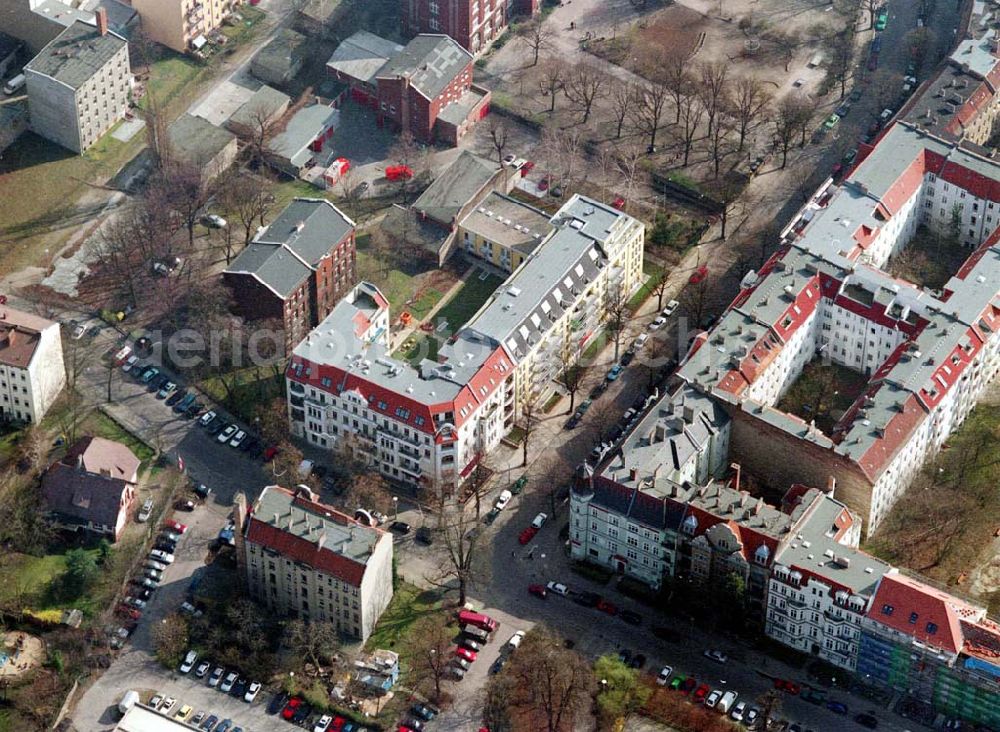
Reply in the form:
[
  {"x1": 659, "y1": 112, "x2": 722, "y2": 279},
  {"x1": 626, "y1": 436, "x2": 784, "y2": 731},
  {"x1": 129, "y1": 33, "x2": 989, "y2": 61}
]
[
  {"x1": 225, "y1": 198, "x2": 354, "y2": 299},
  {"x1": 227, "y1": 85, "x2": 291, "y2": 130},
  {"x1": 326, "y1": 30, "x2": 404, "y2": 86},
  {"x1": 168, "y1": 114, "x2": 236, "y2": 167},
  {"x1": 376, "y1": 34, "x2": 471, "y2": 100},
  {"x1": 25, "y1": 19, "x2": 125, "y2": 89},
  {"x1": 269, "y1": 103, "x2": 339, "y2": 170},
  {"x1": 412, "y1": 150, "x2": 497, "y2": 225}
]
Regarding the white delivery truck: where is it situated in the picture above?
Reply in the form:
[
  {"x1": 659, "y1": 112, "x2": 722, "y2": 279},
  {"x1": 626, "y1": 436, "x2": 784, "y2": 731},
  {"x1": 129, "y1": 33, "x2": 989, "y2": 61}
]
[
  {"x1": 717, "y1": 690, "x2": 739, "y2": 715},
  {"x1": 3, "y1": 73, "x2": 25, "y2": 95},
  {"x1": 118, "y1": 689, "x2": 139, "y2": 716}
]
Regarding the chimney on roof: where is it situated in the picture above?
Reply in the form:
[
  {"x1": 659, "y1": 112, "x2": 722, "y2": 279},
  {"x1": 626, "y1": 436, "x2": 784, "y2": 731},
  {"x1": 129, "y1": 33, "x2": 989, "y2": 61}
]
[
  {"x1": 628, "y1": 468, "x2": 638, "y2": 482},
  {"x1": 317, "y1": 530, "x2": 327, "y2": 550},
  {"x1": 96, "y1": 7, "x2": 108, "y2": 36},
  {"x1": 826, "y1": 475, "x2": 837, "y2": 494},
  {"x1": 731, "y1": 462, "x2": 741, "y2": 492}
]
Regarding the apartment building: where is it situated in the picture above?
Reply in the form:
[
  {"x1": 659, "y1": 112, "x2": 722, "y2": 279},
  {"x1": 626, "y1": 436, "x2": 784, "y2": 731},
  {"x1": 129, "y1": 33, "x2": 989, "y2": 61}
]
[
  {"x1": 458, "y1": 191, "x2": 553, "y2": 273},
  {"x1": 674, "y1": 121, "x2": 1000, "y2": 535},
  {"x1": 24, "y1": 13, "x2": 130, "y2": 153},
  {"x1": 223, "y1": 198, "x2": 357, "y2": 353},
  {"x1": 402, "y1": 0, "x2": 508, "y2": 55},
  {"x1": 240, "y1": 485, "x2": 393, "y2": 642},
  {"x1": 0, "y1": 306, "x2": 65, "y2": 423},
  {"x1": 131, "y1": 0, "x2": 238, "y2": 53},
  {"x1": 286, "y1": 195, "x2": 643, "y2": 496}
]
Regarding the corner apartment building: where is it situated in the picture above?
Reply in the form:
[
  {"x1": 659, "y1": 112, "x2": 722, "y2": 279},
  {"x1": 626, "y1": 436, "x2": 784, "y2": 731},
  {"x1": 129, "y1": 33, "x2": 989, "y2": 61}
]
[
  {"x1": 223, "y1": 198, "x2": 357, "y2": 353},
  {"x1": 674, "y1": 121, "x2": 1000, "y2": 535},
  {"x1": 402, "y1": 0, "x2": 508, "y2": 55},
  {"x1": 24, "y1": 13, "x2": 130, "y2": 153},
  {"x1": 286, "y1": 195, "x2": 643, "y2": 496},
  {"x1": 131, "y1": 0, "x2": 238, "y2": 53},
  {"x1": 240, "y1": 485, "x2": 393, "y2": 642},
  {"x1": 0, "y1": 306, "x2": 66, "y2": 423}
]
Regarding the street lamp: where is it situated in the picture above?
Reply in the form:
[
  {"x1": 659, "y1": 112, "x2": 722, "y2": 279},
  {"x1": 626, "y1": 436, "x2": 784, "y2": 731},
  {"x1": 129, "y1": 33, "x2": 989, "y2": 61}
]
[{"x1": 393, "y1": 496, "x2": 399, "y2": 521}]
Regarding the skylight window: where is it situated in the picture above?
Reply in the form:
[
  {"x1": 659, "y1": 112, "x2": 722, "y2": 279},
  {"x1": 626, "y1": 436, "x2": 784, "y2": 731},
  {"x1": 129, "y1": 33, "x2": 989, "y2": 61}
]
[{"x1": 881, "y1": 604, "x2": 894, "y2": 616}]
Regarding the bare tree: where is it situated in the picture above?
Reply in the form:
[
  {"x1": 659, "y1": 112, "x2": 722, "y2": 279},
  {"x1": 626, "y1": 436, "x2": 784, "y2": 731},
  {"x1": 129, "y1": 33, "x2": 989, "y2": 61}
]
[
  {"x1": 863, "y1": 0, "x2": 879, "y2": 29},
  {"x1": 826, "y1": 28, "x2": 855, "y2": 100},
  {"x1": 905, "y1": 27, "x2": 935, "y2": 69},
  {"x1": 537, "y1": 58, "x2": 566, "y2": 114},
  {"x1": 678, "y1": 93, "x2": 705, "y2": 167},
  {"x1": 563, "y1": 63, "x2": 607, "y2": 125},
  {"x1": 555, "y1": 343, "x2": 585, "y2": 413},
  {"x1": 430, "y1": 503, "x2": 484, "y2": 606},
  {"x1": 661, "y1": 52, "x2": 690, "y2": 125},
  {"x1": 630, "y1": 79, "x2": 670, "y2": 151},
  {"x1": 614, "y1": 144, "x2": 645, "y2": 213},
  {"x1": 647, "y1": 271, "x2": 672, "y2": 311},
  {"x1": 603, "y1": 283, "x2": 630, "y2": 361},
  {"x1": 766, "y1": 29, "x2": 802, "y2": 72},
  {"x1": 698, "y1": 61, "x2": 730, "y2": 138},
  {"x1": 343, "y1": 472, "x2": 392, "y2": 514},
  {"x1": 229, "y1": 102, "x2": 284, "y2": 167},
  {"x1": 679, "y1": 266, "x2": 712, "y2": 328},
  {"x1": 482, "y1": 673, "x2": 516, "y2": 732},
  {"x1": 773, "y1": 96, "x2": 801, "y2": 169},
  {"x1": 486, "y1": 115, "x2": 510, "y2": 166},
  {"x1": 162, "y1": 162, "x2": 214, "y2": 251},
  {"x1": 518, "y1": 16, "x2": 555, "y2": 66},
  {"x1": 284, "y1": 619, "x2": 340, "y2": 671},
  {"x1": 406, "y1": 615, "x2": 454, "y2": 703},
  {"x1": 870, "y1": 69, "x2": 905, "y2": 113},
  {"x1": 505, "y1": 627, "x2": 594, "y2": 732},
  {"x1": 732, "y1": 76, "x2": 771, "y2": 151},
  {"x1": 610, "y1": 84, "x2": 636, "y2": 139},
  {"x1": 216, "y1": 171, "x2": 275, "y2": 261},
  {"x1": 709, "y1": 112, "x2": 734, "y2": 178}
]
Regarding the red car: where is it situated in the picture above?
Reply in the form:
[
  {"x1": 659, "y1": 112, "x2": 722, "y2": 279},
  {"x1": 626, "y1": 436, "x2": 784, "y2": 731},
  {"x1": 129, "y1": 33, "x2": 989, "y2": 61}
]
[
  {"x1": 520, "y1": 161, "x2": 535, "y2": 177},
  {"x1": 519, "y1": 527, "x2": 538, "y2": 545},
  {"x1": 680, "y1": 677, "x2": 697, "y2": 695},
  {"x1": 596, "y1": 598, "x2": 617, "y2": 615},
  {"x1": 455, "y1": 646, "x2": 477, "y2": 662},
  {"x1": 774, "y1": 678, "x2": 801, "y2": 694},
  {"x1": 612, "y1": 196, "x2": 626, "y2": 210},
  {"x1": 331, "y1": 717, "x2": 346, "y2": 731},
  {"x1": 281, "y1": 697, "x2": 303, "y2": 720},
  {"x1": 692, "y1": 683, "x2": 711, "y2": 703},
  {"x1": 689, "y1": 265, "x2": 708, "y2": 284},
  {"x1": 528, "y1": 583, "x2": 547, "y2": 599},
  {"x1": 163, "y1": 519, "x2": 187, "y2": 534}
]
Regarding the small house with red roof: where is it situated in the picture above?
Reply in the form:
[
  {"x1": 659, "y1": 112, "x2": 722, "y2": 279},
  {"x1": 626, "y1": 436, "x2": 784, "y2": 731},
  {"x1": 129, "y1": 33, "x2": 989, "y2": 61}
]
[{"x1": 242, "y1": 484, "x2": 393, "y2": 642}]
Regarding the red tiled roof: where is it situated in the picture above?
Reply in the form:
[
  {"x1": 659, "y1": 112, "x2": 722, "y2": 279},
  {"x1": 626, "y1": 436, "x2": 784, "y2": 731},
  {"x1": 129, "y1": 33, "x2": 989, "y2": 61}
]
[
  {"x1": 246, "y1": 488, "x2": 374, "y2": 586},
  {"x1": 868, "y1": 573, "x2": 982, "y2": 655}
]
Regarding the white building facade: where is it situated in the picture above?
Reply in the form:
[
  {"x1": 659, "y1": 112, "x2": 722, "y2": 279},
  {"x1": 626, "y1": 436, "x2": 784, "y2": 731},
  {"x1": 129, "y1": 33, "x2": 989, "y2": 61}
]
[{"x1": 0, "y1": 307, "x2": 65, "y2": 423}]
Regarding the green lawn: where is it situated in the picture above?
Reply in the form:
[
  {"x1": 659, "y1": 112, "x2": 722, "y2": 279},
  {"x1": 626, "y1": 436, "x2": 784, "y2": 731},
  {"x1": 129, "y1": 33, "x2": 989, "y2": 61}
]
[
  {"x1": 0, "y1": 547, "x2": 104, "y2": 617},
  {"x1": 365, "y1": 582, "x2": 444, "y2": 659},
  {"x1": 140, "y1": 53, "x2": 206, "y2": 111},
  {"x1": 393, "y1": 334, "x2": 439, "y2": 365},
  {"x1": 431, "y1": 270, "x2": 504, "y2": 333},
  {"x1": 406, "y1": 288, "x2": 444, "y2": 321},
  {"x1": 85, "y1": 410, "x2": 155, "y2": 463},
  {"x1": 199, "y1": 366, "x2": 285, "y2": 424}
]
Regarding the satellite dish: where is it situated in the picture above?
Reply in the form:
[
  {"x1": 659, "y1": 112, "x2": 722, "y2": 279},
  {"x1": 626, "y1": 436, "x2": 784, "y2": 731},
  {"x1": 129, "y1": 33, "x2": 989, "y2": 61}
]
[{"x1": 354, "y1": 508, "x2": 375, "y2": 527}]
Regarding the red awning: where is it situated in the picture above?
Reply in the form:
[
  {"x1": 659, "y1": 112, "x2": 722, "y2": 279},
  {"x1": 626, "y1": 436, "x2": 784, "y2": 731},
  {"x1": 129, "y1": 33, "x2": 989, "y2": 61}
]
[{"x1": 459, "y1": 454, "x2": 481, "y2": 478}]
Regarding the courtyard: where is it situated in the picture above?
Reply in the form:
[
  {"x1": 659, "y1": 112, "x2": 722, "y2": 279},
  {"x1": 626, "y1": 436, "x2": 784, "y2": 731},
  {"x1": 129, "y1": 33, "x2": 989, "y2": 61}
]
[
  {"x1": 887, "y1": 224, "x2": 973, "y2": 292},
  {"x1": 775, "y1": 358, "x2": 868, "y2": 435}
]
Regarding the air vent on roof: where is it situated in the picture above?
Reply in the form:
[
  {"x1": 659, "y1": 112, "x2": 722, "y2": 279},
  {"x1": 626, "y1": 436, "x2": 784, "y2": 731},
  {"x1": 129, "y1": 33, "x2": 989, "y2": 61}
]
[
  {"x1": 508, "y1": 287, "x2": 521, "y2": 297},
  {"x1": 569, "y1": 219, "x2": 584, "y2": 230},
  {"x1": 584, "y1": 206, "x2": 595, "y2": 215}
]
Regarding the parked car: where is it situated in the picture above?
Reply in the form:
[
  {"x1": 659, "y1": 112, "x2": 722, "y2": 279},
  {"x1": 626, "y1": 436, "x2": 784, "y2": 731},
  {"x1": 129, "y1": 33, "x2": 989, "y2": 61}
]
[
  {"x1": 228, "y1": 430, "x2": 247, "y2": 448},
  {"x1": 689, "y1": 265, "x2": 708, "y2": 284},
  {"x1": 217, "y1": 425, "x2": 238, "y2": 444},
  {"x1": 137, "y1": 498, "x2": 153, "y2": 523},
  {"x1": 730, "y1": 700, "x2": 747, "y2": 722},
  {"x1": 606, "y1": 364, "x2": 624, "y2": 381},
  {"x1": 389, "y1": 521, "x2": 411, "y2": 534},
  {"x1": 455, "y1": 646, "x2": 477, "y2": 663},
  {"x1": 827, "y1": 700, "x2": 848, "y2": 714},
  {"x1": 531, "y1": 512, "x2": 548, "y2": 529},
  {"x1": 201, "y1": 714, "x2": 218, "y2": 731},
  {"x1": 122, "y1": 355, "x2": 139, "y2": 372},
  {"x1": 411, "y1": 703, "x2": 438, "y2": 721},
  {"x1": 704, "y1": 688, "x2": 723, "y2": 708},
  {"x1": 596, "y1": 598, "x2": 618, "y2": 615},
  {"x1": 519, "y1": 526, "x2": 538, "y2": 544},
  {"x1": 156, "y1": 381, "x2": 177, "y2": 399},
  {"x1": 774, "y1": 678, "x2": 801, "y2": 694},
  {"x1": 199, "y1": 410, "x2": 217, "y2": 427},
  {"x1": 528, "y1": 583, "x2": 547, "y2": 599},
  {"x1": 662, "y1": 300, "x2": 679, "y2": 317},
  {"x1": 494, "y1": 489, "x2": 512, "y2": 511},
  {"x1": 574, "y1": 591, "x2": 600, "y2": 608},
  {"x1": 313, "y1": 716, "x2": 333, "y2": 732},
  {"x1": 161, "y1": 697, "x2": 177, "y2": 714},
  {"x1": 855, "y1": 713, "x2": 878, "y2": 729},
  {"x1": 703, "y1": 649, "x2": 728, "y2": 664},
  {"x1": 648, "y1": 315, "x2": 667, "y2": 330},
  {"x1": 201, "y1": 214, "x2": 227, "y2": 228},
  {"x1": 546, "y1": 581, "x2": 570, "y2": 596},
  {"x1": 266, "y1": 692, "x2": 288, "y2": 715},
  {"x1": 220, "y1": 671, "x2": 237, "y2": 693},
  {"x1": 165, "y1": 389, "x2": 186, "y2": 406},
  {"x1": 692, "y1": 683, "x2": 710, "y2": 704},
  {"x1": 150, "y1": 549, "x2": 174, "y2": 564},
  {"x1": 164, "y1": 519, "x2": 187, "y2": 534},
  {"x1": 656, "y1": 666, "x2": 673, "y2": 686}
]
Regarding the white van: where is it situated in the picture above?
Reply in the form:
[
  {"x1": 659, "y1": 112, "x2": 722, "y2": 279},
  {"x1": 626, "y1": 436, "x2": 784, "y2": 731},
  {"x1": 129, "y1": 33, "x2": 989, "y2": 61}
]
[
  {"x1": 117, "y1": 689, "x2": 139, "y2": 716},
  {"x1": 716, "y1": 690, "x2": 738, "y2": 715},
  {"x1": 3, "y1": 73, "x2": 25, "y2": 95}
]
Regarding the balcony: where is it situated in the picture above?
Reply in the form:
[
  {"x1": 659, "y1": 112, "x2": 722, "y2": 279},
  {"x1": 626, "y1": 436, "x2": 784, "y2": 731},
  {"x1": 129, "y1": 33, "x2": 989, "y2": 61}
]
[
  {"x1": 399, "y1": 443, "x2": 421, "y2": 460},
  {"x1": 289, "y1": 381, "x2": 305, "y2": 394}
]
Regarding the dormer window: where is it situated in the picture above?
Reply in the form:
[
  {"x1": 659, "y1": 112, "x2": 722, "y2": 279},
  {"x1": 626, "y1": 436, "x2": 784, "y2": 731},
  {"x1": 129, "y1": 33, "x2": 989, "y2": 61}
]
[
  {"x1": 682, "y1": 515, "x2": 697, "y2": 535},
  {"x1": 908, "y1": 612, "x2": 918, "y2": 624},
  {"x1": 881, "y1": 604, "x2": 894, "y2": 616},
  {"x1": 754, "y1": 545, "x2": 770, "y2": 565},
  {"x1": 926, "y1": 622, "x2": 938, "y2": 635}
]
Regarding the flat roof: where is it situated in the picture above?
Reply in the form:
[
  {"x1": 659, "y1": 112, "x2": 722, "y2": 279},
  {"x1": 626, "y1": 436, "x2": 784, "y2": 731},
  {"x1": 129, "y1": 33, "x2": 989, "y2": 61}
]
[
  {"x1": 167, "y1": 114, "x2": 235, "y2": 167},
  {"x1": 460, "y1": 191, "x2": 552, "y2": 253},
  {"x1": 326, "y1": 30, "x2": 403, "y2": 86},
  {"x1": 116, "y1": 705, "x2": 192, "y2": 731}
]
